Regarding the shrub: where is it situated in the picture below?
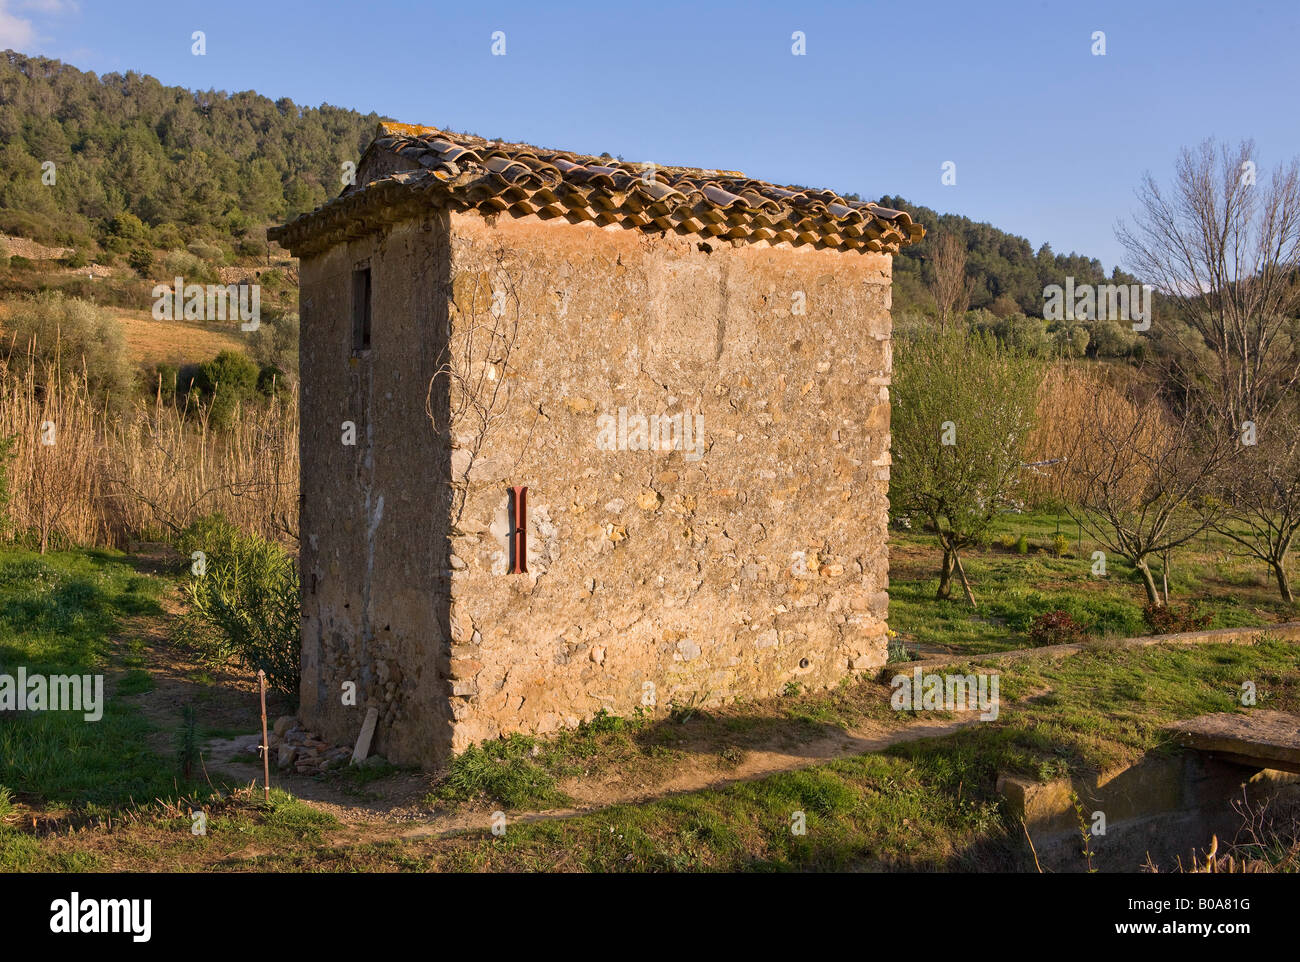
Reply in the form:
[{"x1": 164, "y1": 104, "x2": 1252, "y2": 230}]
[
  {"x1": 236, "y1": 236, "x2": 267, "y2": 259},
  {"x1": 250, "y1": 311, "x2": 299, "y2": 380},
  {"x1": 187, "y1": 240, "x2": 226, "y2": 264},
  {"x1": 9, "y1": 254, "x2": 32, "y2": 271},
  {"x1": 997, "y1": 532, "x2": 1018, "y2": 550},
  {"x1": 1028, "y1": 609, "x2": 1090, "y2": 646},
  {"x1": 1016, "y1": 533, "x2": 1029, "y2": 554},
  {"x1": 997, "y1": 313, "x2": 1052, "y2": 356},
  {"x1": 0, "y1": 291, "x2": 133, "y2": 405},
  {"x1": 162, "y1": 249, "x2": 208, "y2": 283},
  {"x1": 436, "y1": 735, "x2": 564, "y2": 809},
  {"x1": 1052, "y1": 533, "x2": 1070, "y2": 557},
  {"x1": 127, "y1": 246, "x2": 153, "y2": 276},
  {"x1": 1087, "y1": 319, "x2": 1138, "y2": 358},
  {"x1": 151, "y1": 223, "x2": 186, "y2": 251},
  {"x1": 175, "y1": 515, "x2": 300, "y2": 698},
  {"x1": 146, "y1": 362, "x2": 180, "y2": 403},
  {"x1": 1056, "y1": 324, "x2": 1090, "y2": 358},
  {"x1": 887, "y1": 634, "x2": 914, "y2": 663},
  {"x1": 195, "y1": 349, "x2": 260, "y2": 429},
  {"x1": 257, "y1": 363, "x2": 287, "y2": 397},
  {"x1": 109, "y1": 212, "x2": 149, "y2": 245},
  {"x1": 1142, "y1": 602, "x2": 1213, "y2": 635}
]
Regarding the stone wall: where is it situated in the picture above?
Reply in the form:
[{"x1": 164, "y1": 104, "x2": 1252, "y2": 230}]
[
  {"x1": 442, "y1": 211, "x2": 893, "y2": 753},
  {"x1": 297, "y1": 207, "x2": 894, "y2": 767},
  {"x1": 297, "y1": 213, "x2": 456, "y2": 766}
]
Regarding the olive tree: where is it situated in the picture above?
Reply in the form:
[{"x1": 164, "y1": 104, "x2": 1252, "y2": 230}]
[{"x1": 891, "y1": 328, "x2": 1041, "y2": 605}]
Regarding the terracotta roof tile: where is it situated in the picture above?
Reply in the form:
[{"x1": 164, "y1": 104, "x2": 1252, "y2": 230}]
[{"x1": 268, "y1": 122, "x2": 924, "y2": 256}]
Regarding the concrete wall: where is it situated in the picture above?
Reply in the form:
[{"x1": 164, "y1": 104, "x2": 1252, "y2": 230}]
[
  {"x1": 298, "y1": 207, "x2": 894, "y2": 766},
  {"x1": 442, "y1": 212, "x2": 893, "y2": 753},
  {"x1": 1000, "y1": 754, "x2": 1300, "y2": 872}
]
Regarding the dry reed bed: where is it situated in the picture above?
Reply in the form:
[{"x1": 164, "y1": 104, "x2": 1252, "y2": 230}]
[
  {"x1": 1022, "y1": 362, "x2": 1162, "y2": 505},
  {"x1": 0, "y1": 357, "x2": 1153, "y2": 551},
  {"x1": 0, "y1": 362, "x2": 297, "y2": 550}
]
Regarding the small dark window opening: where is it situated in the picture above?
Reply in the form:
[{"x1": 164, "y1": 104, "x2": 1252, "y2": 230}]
[{"x1": 351, "y1": 267, "x2": 372, "y2": 353}]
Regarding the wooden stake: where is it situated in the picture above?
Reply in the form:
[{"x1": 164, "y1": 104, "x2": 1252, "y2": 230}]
[
  {"x1": 258, "y1": 669, "x2": 270, "y2": 804},
  {"x1": 953, "y1": 551, "x2": 978, "y2": 608},
  {"x1": 1021, "y1": 818, "x2": 1043, "y2": 874}
]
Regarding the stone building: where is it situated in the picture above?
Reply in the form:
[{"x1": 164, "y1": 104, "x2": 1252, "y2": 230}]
[{"x1": 268, "y1": 122, "x2": 923, "y2": 767}]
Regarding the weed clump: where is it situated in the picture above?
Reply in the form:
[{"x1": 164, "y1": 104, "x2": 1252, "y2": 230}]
[
  {"x1": 1027, "y1": 609, "x2": 1090, "y2": 647},
  {"x1": 1142, "y1": 602, "x2": 1213, "y2": 635}
]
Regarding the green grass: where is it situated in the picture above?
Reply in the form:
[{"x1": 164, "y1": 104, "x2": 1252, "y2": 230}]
[
  {"x1": 395, "y1": 638, "x2": 1300, "y2": 872},
  {"x1": 433, "y1": 735, "x2": 570, "y2": 809},
  {"x1": 0, "y1": 547, "x2": 199, "y2": 810},
  {"x1": 209, "y1": 789, "x2": 337, "y2": 846},
  {"x1": 116, "y1": 669, "x2": 154, "y2": 695},
  {"x1": 3, "y1": 532, "x2": 1297, "y2": 873}
]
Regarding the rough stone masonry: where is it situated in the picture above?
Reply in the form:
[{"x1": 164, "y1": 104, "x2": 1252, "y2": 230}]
[{"x1": 269, "y1": 122, "x2": 923, "y2": 767}]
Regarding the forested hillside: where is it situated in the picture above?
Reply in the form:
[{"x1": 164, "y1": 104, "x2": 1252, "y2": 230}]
[
  {"x1": 0, "y1": 51, "x2": 381, "y2": 259},
  {"x1": 0, "y1": 49, "x2": 1138, "y2": 325},
  {"x1": 877, "y1": 195, "x2": 1140, "y2": 317}
]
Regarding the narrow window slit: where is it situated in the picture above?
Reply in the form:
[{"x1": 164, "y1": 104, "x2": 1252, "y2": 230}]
[
  {"x1": 509, "y1": 485, "x2": 528, "y2": 574},
  {"x1": 351, "y1": 266, "x2": 371, "y2": 353}
]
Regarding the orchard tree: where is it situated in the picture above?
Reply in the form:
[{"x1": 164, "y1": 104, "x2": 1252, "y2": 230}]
[
  {"x1": 891, "y1": 328, "x2": 1041, "y2": 605},
  {"x1": 1057, "y1": 376, "x2": 1230, "y2": 606},
  {"x1": 1207, "y1": 402, "x2": 1300, "y2": 603}
]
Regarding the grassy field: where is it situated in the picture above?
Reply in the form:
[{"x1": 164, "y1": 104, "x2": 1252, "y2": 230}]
[
  {"x1": 1, "y1": 516, "x2": 1298, "y2": 873},
  {"x1": 115, "y1": 309, "x2": 250, "y2": 369},
  {"x1": 889, "y1": 510, "x2": 1292, "y2": 656},
  {"x1": 0, "y1": 549, "x2": 176, "y2": 808}
]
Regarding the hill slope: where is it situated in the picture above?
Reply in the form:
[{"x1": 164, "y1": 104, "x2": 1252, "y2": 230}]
[
  {"x1": 0, "y1": 50, "x2": 1132, "y2": 334},
  {"x1": 0, "y1": 50, "x2": 382, "y2": 259}
]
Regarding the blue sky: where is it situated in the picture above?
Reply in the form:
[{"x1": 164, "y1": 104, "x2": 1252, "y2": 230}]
[{"x1": 4, "y1": 0, "x2": 1299, "y2": 271}]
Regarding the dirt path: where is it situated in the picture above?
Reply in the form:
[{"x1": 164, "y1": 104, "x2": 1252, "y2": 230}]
[
  {"x1": 193, "y1": 710, "x2": 981, "y2": 845},
  {"x1": 101, "y1": 551, "x2": 990, "y2": 842},
  {"x1": 382, "y1": 716, "x2": 979, "y2": 843}
]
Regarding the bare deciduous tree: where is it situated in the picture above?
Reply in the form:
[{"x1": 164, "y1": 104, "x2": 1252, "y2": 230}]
[
  {"x1": 1058, "y1": 377, "x2": 1230, "y2": 607},
  {"x1": 1207, "y1": 405, "x2": 1300, "y2": 603},
  {"x1": 927, "y1": 232, "x2": 974, "y2": 333},
  {"x1": 1117, "y1": 139, "x2": 1300, "y2": 430},
  {"x1": 1118, "y1": 140, "x2": 1300, "y2": 601}
]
